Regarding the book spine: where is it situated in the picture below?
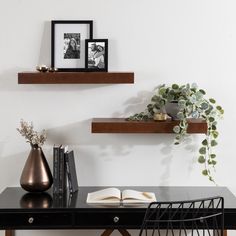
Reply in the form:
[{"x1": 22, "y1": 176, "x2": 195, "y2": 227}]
[
  {"x1": 65, "y1": 153, "x2": 72, "y2": 193},
  {"x1": 53, "y1": 146, "x2": 59, "y2": 194},
  {"x1": 59, "y1": 147, "x2": 67, "y2": 193},
  {"x1": 67, "y1": 151, "x2": 78, "y2": 193}
]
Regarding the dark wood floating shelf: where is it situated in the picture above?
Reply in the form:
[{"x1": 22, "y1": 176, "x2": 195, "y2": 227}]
[
  {"x1": 18, "y1": 72, "x2": 134, "y2": 84},
  {"x1": 91, "y1": 118, "x2": 207, "y2": 134}
]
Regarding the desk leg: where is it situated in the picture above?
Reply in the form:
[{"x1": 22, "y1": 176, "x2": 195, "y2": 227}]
[
  {"x1": 101, "y1": 229, "x2": 130, "y2": 236},
  {"x1": 5, "y1": 230, "x2": 14, "y2": 236},
  {"x1": 101, "y1": 229, "x2": 114, "y2": 236},
  {"x1": 118, "y1": 229, "x2": 131, "y2": 236}
]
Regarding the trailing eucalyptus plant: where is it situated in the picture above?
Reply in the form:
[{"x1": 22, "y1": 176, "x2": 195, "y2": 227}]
[{"x1": 127, "y1": 83, "x2": 224, "y2": 182}]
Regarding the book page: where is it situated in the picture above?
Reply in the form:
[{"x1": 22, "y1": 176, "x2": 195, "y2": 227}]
[
  {"x1": 122, "y1": 190, "x2": 156, "y2": 203},
  {"x1": 86, "y1": 188, "x2": 121, "y2": 204}
]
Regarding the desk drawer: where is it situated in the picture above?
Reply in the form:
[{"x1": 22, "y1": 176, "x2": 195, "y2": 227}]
[
  {"x1": 75, "y1": 211, "x2": 143, "y2": 229},
  {"x1": 0, "y1": 212, "x2": 72, "y2": 229}
]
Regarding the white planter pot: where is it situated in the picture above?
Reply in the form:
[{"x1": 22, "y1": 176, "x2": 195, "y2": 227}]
[{"x1": 165, "y1": 102, "x2": 179, "y2": 120}]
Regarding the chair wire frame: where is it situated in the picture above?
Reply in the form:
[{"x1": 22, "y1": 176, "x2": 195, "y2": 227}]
[{"x1": 139, "y1": 196, "x2": 224, "y2": 236}]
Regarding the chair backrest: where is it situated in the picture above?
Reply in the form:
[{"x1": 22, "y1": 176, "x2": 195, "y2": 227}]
[{"x1": 139, "y1": 196, "x2": 224, "y2": 236}]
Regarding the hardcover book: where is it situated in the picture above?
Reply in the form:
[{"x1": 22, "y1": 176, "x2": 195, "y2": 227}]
[
  {"x1": 53, "y1": 145, "x2": 60, "y2": 194},
  {"x1": 65, "y1": 150, "x2": 78, "y2": 193},
  {"x1": 59, "y1": 145, "x2": 68, "y2": 193},
  {"x1": 86, "y1": 188, "x2": 156, "y2": 204}
]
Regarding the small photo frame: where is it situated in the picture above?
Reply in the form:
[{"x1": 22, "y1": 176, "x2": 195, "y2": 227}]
[
  {"x1": 85, "y1": 39, "x2": 108, "y2": 72},
  {"x1": 51, "y1": 20, "x2": 93, "y2": 71}
]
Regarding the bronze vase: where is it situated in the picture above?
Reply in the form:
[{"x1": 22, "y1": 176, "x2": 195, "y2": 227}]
[{"x1": 20, "y1": 145, "x2": 53, "y2": 192}]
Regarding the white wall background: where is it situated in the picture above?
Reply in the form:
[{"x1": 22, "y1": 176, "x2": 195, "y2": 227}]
[{"x1": 0, "y1": 0, "x2": 235, "y2": 235}]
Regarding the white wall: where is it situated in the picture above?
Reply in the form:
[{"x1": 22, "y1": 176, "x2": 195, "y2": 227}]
[{"x1": 0, "y1": 0, "x2": 235, "y2": 235}]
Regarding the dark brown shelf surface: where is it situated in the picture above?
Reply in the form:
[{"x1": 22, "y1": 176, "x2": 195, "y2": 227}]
[
  {"x1": 91, "y1": 118, "x2": 207, "y2": 133},
  {"x1": 18, "y1": 72, "x2": 134, "y2": 84}
]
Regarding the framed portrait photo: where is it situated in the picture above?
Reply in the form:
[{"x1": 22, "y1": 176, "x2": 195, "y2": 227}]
[
  {"x1": 85, "y1": 39, "x2": 108, "y2": 72},
  {"x1": 51, "y1": 20, "x2": 93, "y2": 71}
]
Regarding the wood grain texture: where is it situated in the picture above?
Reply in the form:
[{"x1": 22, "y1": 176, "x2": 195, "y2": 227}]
[
  {"x1": 18, "y1": 72, "x2": 134, "y2": 84},
  {"x1": 91, "y1": 118, "x2": 208, "y2": 134},
  {"x1": 5, "y1": 230, "x2": 14, "y2": 236}
]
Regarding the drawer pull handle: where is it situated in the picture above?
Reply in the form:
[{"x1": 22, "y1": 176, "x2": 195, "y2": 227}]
[
  {"x1": 28, "y1": 217, "x2": 34, "y2": 224},
  {"x1": 113, "y1": 216, "x2": 119, "y2": 223}
]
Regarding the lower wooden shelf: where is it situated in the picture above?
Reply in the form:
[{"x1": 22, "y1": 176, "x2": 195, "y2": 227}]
[{"x1": 91, "y1": 118, "x2": 207, "y2": 134}]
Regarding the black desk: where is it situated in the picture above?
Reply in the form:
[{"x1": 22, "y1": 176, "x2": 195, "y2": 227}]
[{"x1": 0, "y1": 186, "x2": 236, "y2": 236}]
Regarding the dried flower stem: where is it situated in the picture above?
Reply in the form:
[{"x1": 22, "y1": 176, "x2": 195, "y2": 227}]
[{"x1": 17, "y1": 119, "x2": 46, "y2": 147}]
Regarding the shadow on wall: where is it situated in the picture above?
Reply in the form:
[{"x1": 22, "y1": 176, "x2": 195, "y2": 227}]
[
  {"x1": 115, "y1": 89, "x2": 199, "y2": 184},
  {"x1": 46, "y1": 123, "x2": 198, "y2": 186},
  {"x1": 38, "y1": 21, "x2": 51, "y2": 66},
  {"x1": 45, "y1": 103, "x2": 198, "y2": 186},
  {"x1": 0, "y1": 145, "x2": 27, "y2": 191}
]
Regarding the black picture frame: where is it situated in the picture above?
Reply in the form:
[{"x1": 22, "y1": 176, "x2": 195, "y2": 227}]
[
  {"x1": 51, "y1": 20, "x2": 93, "y2": 72},
  {"x1": 85, "y1": 39, "x2": 108, "y2": 72}
]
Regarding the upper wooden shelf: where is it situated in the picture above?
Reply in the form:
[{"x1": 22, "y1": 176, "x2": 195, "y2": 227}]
[
  {"x1": 91, "y1": 118, "x2": 207, "y2": 134},
  {"x1": 18, "y1": 72, "x2": 134, "y2": 84}
]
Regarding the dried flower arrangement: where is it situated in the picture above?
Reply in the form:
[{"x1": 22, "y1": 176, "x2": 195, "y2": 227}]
[{"x1": 17, "y1": 120, "x2": 47, "y2": 147}]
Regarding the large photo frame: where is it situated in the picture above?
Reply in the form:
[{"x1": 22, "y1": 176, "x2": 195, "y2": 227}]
[{"x1": 51, "y1": 20, "x2": 93, "y2": 71}]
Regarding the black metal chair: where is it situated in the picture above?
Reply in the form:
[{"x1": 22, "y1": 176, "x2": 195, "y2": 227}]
[{"x1": 139, "y1": 196, "x2": 224, "y2": 236}]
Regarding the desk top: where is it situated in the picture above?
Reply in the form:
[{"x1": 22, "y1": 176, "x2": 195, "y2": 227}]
[{"x1": 0, "y1": 186, "x2": 236, "y2": 211}]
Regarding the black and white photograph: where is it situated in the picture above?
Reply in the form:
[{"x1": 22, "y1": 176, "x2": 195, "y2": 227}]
[
  {"x1": 51, "y1": 20, "x2": 93, "y2": 71},
  {"x1": 85, "y1": 39, "x2": 108, "y2": 72},
  {"x1": 64, "y1": 33, "x2": 80, "y2": 59}
]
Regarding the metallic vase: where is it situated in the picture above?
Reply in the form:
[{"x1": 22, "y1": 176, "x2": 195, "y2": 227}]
[
  {"x1": 20, "y1": 145, "x2": 53, "y2": 192},
  {"x1": 20, "y1": 192, "x2": 52, "y2": 208}
]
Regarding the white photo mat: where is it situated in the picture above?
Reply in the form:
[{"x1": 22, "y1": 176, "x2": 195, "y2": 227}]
[{"x1": 54, "y1": 23, "x2": 91, "y2": 69}]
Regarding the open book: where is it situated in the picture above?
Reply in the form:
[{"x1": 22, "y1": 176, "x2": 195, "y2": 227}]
[{"x1": 86, "y1": 188, "x2": 156, "y2": 204}]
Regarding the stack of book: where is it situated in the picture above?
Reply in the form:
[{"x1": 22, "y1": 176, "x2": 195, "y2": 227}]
[{"x1": 53, "y1": 145, "x2": 78, "y2": 194}]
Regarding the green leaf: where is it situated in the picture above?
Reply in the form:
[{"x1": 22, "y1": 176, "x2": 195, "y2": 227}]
[
  {"x1": 198, "y1": 156, "x2": 206, "y2": 164},
  {"x1": 177, "y1": 112, "x2": 185, "y2": 120},
  {"x1": 201, "y1": 102, "x2": 209, "y2": 110},
  {"x1": 209, "y1": 176, "x2": 214, "y2": 182},
  {"x1": 172, "y1": 84, "x2": 179, "y2": 90},
  {"x1": 202, "y1": 139, "x2": 208, "y2": 146},
  {"x1": 211, "y1": 140, "x2": 218, "y2": 146},
  {"x1": 202, "y1": 169, "x2": 208, "y2": 176},
  {"x1": 211, "y1": 125, "x2": 217, "y2": 131},
  {"x1": 173, "y1": 125, "x2": 180, "y2": 133},
  {"x1": 143, "y1": 115, "x2": 149, "y2": 120},
  {"x1": 151, "y1": 95, "x2": 159, "y2": 102},
  {"x1": 212, "y1": 160, "x2": 217, "y2": 165},
  {"x1": 205, "y1": 109, "x2": 211, "y2": 115},
  {"x1": 159, "y1": 88, "x2": 166, "y2": 96},
  {"x1": 175, "y1": 135, "x2": 181, "y2": 140},
  {"x1": 208, "y1": 117, "x2": 215, "y2": 122},
  {"x1": 199, "y1": 89, "x2": 206, "y2": 95},
  {"x1": 195, "y1": 91, "x2": 203, "y2": 100},
  {"x1": 210, "y1": 154, "x2": 216, "y2": 159},
  {"x1": 212, "y1": 131, "x2": 219, "y2": 139},
  {"x1": 209, "y1": 98, "x2": 216, "y2": 104},
  {"x1": 199, "y1": 147, "x2": 206, "y2": 154},
  {"x1": 178, "y1": 99, "x2": 186, "y2": 107}
]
